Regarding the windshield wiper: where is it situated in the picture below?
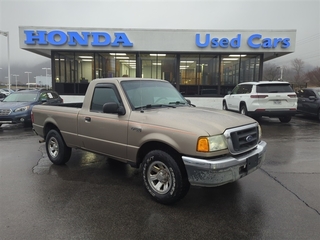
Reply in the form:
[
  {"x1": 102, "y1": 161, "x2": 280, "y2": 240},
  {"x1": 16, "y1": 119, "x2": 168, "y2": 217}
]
[
  {"x1": 169, "y1": 101, "x2": 187, "y2": 105},
  {"x1": 135, "y1": 104, "x2": 176, "y2": 110}
]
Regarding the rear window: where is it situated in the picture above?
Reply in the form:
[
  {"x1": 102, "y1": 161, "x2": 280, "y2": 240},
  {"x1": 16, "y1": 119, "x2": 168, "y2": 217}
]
[{"x1": 256, "y1": 84, "x2": 293, "y2": 93}]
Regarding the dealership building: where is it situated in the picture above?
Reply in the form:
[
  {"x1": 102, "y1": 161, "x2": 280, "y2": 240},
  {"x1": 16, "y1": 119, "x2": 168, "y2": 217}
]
[{"x1": 19, "y1": 27, "x2": 296, "y2": 97}]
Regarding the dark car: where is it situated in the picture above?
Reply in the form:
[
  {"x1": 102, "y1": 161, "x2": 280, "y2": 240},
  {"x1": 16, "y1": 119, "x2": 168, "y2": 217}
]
[
  {"x1": 0, "y1": 89, "x2": 63, "y2": 127},
  {"x1": 297, "y1": 87, "x2": 320, "y2": 121}
]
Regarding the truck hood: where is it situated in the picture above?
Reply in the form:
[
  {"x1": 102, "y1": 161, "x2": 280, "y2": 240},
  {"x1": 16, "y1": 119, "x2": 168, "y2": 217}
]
[{"x1": 131, "y1": 106, "x2": 257, "y2": 136}]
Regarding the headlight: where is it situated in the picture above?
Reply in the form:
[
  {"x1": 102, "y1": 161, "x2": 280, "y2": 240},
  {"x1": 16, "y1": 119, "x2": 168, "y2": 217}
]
[
  {"x1": 14, "y1": 106, "x2": 30, "y2": 112},
  {"x1": 197, "y1": 135, "x2": 227, "y2": 152}
]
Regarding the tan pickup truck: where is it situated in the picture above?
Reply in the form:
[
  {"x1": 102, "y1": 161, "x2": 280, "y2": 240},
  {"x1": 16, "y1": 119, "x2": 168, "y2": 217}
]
[{"x1": 32, "y1": 78, "x2": 267, "y2": 204}]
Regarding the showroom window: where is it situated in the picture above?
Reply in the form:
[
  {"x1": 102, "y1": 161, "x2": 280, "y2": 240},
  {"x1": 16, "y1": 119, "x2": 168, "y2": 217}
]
[
  {"x1": 179, "y1": 54, "x2": 219, "y2": 96},
  {"x1": 138, "y1": 53, "x2": 177, "y2": 83},
  {"x1": 52, "y1": 51, "x2": 262, "y2": 96}
]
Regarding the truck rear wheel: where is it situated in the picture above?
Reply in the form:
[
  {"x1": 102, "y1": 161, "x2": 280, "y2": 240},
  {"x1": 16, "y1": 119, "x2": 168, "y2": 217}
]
[
  {"x1": 142, "y1": 150, "x2": 190, "y2": 205},
  {"x1": 46, "y1": 129, "x2": 72, "y2": 165}
]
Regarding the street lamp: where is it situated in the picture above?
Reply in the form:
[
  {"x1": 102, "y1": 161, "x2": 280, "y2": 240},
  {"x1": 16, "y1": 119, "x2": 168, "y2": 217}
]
[
  {"x1": 12, "y1": 74, "x2": 19, "y2": 90},
  {"x1": 277, "y1": 66, "x2": 283, "y2": 81},
  {"x1": 42, "y1": 68, "x2": 51, "y2": 89},
  {"x1": 25, "y1": 72, "x2": 32, "y2": 89},
  {"x1": 0, "y1": 31, "x2": 11, "y2": 91}
]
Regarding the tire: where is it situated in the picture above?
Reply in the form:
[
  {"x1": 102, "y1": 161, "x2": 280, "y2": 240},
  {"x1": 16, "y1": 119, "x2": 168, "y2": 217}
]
[
  {"x1": 240, "y1": 104, "x2": 248, "y2": 115},
  {"x1": 142, "y1": 150, "x2": 190, "y2": 205},
  {"x1": 279, "y1": 116, "x2": 292, "y2": 123},
  {"x1": 45, "y1": 129, "x2": 72, "y2": 165},
  {"x1": 222, "y1": 101, "x2": 228, "y2": 110}
]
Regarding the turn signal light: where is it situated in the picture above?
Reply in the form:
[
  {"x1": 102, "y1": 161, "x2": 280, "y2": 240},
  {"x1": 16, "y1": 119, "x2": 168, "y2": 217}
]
[
  {"x1": 197, "y1": 137, "x2": 209, "y2": 152},
  {"x1": 287, "y1": 94, "x2": 297, "y2": 98}
]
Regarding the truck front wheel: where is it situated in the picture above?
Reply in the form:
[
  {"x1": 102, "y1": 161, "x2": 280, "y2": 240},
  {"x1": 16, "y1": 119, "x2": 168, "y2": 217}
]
[
  {"x1": 142, "y1": 150, "x2": 190, "y2": 205},
  {"x1": 45, "y1": 129, "x2": 72, "y2": 165}
]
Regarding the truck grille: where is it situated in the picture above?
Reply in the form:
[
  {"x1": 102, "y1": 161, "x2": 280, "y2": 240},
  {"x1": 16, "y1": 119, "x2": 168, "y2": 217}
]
[
  {"x1": 0, "y1": 109, "x2": 12, "y2": 116},
  {"x1": 224, "y1": 123, "x2": 259, "y2": 155}
]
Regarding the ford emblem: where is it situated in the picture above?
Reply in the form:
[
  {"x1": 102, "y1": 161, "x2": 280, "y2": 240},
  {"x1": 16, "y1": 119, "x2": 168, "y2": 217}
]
[{"x1": 246, "y1": 135, "x2": 253, "y2": 142}]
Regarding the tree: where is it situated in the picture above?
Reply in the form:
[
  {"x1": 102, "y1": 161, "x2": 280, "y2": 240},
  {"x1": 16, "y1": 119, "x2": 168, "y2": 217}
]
[
  {"x1": 263, "y1": 63, "x2": 281, "y2": 81},
  {"x1": 305, "y1": 67, "x2": 320, "y2": 87},
  {"x1": 291, "y1": 58, "x2": 305, "y2": 86}
]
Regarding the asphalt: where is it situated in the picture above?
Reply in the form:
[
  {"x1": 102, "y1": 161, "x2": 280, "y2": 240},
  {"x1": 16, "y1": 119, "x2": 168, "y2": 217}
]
[{"x1": 0, "y1": 115, "x2": 319, "y2": 240}]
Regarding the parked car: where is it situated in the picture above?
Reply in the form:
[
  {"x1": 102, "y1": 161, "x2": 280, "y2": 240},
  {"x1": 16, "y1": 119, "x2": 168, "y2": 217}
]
[
  {"x1": 296, "y1": 87, "x2": 320, "y2": 121},
  {"x1": 0, "y1": 88, "x2": 13, "y2": 96},
  {"x1": 222, "y1": 81, "x2": 297, "y2": 123},
  {"x1": 0, "y1": 89, "x2": 63, "y2": 127}
]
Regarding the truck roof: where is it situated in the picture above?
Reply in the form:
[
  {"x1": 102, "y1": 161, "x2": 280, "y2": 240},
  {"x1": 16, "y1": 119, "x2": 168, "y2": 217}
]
[{"x1": 92, "y1": 77, "x2": 168, "y2": 84}]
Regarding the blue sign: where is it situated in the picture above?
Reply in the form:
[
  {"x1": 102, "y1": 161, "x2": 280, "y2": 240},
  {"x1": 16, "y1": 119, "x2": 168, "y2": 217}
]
[
  {"x1": 195, "y1": 33, "x2": 290, "y2": 49},
  {"x1": 24, "y1": 30, "x2": 133, "y2": 47}
]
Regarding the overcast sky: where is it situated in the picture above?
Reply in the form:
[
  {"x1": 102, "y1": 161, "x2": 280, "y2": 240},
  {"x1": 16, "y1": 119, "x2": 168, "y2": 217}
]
[{"x1": 0, "y1": 0, "x2": 319, "y2": 80}]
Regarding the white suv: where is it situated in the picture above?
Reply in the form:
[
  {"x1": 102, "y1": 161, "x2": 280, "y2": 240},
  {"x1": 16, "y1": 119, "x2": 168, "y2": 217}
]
[{"x1": 222, "y1": 81, "x2": 297, "y2": 123}]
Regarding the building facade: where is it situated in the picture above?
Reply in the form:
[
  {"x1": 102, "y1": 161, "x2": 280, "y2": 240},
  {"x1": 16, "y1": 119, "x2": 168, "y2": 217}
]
[{"x1": 19, "y1": 27, "x2": 296, "y2": 96}]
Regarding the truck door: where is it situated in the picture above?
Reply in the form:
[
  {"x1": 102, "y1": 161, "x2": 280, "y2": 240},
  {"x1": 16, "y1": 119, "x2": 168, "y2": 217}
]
[
  {"x1": 77, "y1": 84, "x2": 129, "y2": 160},
  {"x1": 301, "y1": 89, "x2": 318, "y2": 115}
]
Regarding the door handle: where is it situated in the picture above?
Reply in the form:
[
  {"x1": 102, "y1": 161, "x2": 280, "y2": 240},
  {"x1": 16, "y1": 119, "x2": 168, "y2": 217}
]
[{"x1": 85, "y1": 117, "x2": 91, "y2": 122}]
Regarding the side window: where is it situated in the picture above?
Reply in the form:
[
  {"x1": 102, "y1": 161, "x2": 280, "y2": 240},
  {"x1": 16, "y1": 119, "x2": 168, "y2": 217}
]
[
  {"x1": 39, "y1": 93, "x2": 48, "y2": 101},
  {"x1": 237, "y1": 85, "x2": 252, "y2": 94},
  {"x1": 90, "y1": 87, "x2": 120, "y2": 112},
  {"x1": 49, "y1": 92, "x2": 59, "y2": 99},
  {"x1": 304, "y1": 90, "x2": 315, "y2": 98},
  {"x1": 231, "y1": 85, "x2": 239, "y2": 94},
  {"x1": 242, "y1": 85, "x2": 252, "y2": 94}
]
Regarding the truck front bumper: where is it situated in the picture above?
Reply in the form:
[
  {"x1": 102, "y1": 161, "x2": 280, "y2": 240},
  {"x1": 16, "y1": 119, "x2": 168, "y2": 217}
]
[{"x1": 182, "y1": 141, "x2": 267, "y2": 187}]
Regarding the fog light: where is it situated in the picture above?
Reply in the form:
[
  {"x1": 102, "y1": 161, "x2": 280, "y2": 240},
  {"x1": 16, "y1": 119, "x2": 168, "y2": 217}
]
[{"x1": 20, "y1": 118, "x2": 25, "y2": 122}]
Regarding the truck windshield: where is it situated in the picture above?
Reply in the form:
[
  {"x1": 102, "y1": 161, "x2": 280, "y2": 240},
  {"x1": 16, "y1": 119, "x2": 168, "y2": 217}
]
[{"x1": 121, "y1": 80, "x2": 187, "y2": 109}]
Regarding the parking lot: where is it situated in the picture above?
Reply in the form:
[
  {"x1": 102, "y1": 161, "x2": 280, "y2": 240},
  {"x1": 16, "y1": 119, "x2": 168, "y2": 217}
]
[{"x1": 0, "y1": 115, "x2": 319, "y2": 240}]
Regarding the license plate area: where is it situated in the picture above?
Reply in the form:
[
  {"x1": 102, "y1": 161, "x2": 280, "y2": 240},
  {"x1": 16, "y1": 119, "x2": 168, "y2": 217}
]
[{"x1": 246, "y1": 154, "x2": 259, "y2": 172}]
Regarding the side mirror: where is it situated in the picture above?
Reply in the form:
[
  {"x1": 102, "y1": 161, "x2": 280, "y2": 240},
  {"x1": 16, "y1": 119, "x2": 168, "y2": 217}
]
[
  {"x1": 103, "y1": 102, "x2": 126, "y2": 115},
  {"x1": 309, "y1": 96, "x2": 316, "y2": 100}
]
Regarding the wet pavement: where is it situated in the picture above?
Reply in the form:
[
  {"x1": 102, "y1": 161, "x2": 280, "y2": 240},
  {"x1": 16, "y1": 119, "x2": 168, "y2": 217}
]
[{"x1": 0, "y1": 116, "x2": 319, "y2": 240}]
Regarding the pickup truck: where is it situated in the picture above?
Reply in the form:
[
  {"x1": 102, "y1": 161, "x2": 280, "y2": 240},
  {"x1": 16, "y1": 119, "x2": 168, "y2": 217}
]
[{"x1": 32, "y1": 78, "x2": 267, "y2": 204}]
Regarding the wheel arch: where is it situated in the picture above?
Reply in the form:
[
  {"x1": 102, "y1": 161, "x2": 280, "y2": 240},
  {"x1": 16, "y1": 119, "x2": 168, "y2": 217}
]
[
  {"x1": 239, "y1": 101, "x2": 247, "y2": 111},
  {"x1": 136, "y1": 141, "x2": 184, "y2": 169},
  {"x1": 43, "y1": 122, "x2": 60, "y2": 140}
]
